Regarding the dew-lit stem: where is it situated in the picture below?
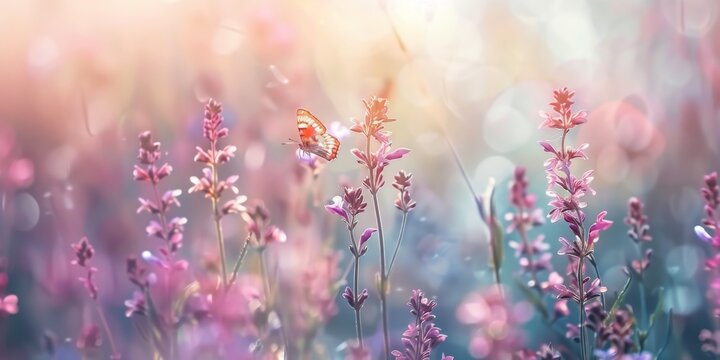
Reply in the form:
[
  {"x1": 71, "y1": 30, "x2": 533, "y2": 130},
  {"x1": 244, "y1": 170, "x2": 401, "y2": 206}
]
[
  {"x1": 95, "y1": 301, "x2": 120, "y2": 359},
  {"x1": 349, "y1": 229, "x2": 364, "y2": 348},
  {"x1": 517, "y1": 224, "x2": 539, "y2": 290},
  {"x1": 229, "y1": 234, "x2": 252, "y2": 288},
  {"x1": 387, "y1": 212, "x2": 408, "y2": 277}
]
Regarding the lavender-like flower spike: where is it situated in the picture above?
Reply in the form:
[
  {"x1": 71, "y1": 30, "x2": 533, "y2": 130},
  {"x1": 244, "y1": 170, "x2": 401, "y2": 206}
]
[
  {"x1": 391, "y1": 290, "x2": 449, "y2": 360},
  {"x1": 625, "y1": 197, "x2": 656, "y2": 275},
  {"x1": 71, "y1": 237, "x2": 120, "y2": 358},
  {"x1": 625, "y1": 197, "x2": 652, "y2": 243},
  {"x1": 328, "y1": 185, "x2": 372, "y2": 351},
  {"x1": 189, "y1": 99, "x2": 246, "y2": 289},
  {"x1": 539, "y1": 88, "x2": 609, "y2": 360},
  {"x1": 393, "y1": 171, "x2": 416, "y2": 213},
  {"x1": 506, "y1": 166, "x2": 558, "y2": 291},
  {"x1": 71, "y1": 237, "x2": 98, "y2": 300}
]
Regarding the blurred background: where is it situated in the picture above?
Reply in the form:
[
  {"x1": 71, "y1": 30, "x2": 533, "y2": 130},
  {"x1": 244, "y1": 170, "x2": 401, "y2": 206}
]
[{"x1": 0, "y1": 0, "x2": 719, "y2": 358}]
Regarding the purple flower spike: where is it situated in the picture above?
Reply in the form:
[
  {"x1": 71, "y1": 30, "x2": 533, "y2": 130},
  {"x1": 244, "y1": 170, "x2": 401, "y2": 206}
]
[{"x1": 392, "y1": 289, "x2": 449, "y2": 360}]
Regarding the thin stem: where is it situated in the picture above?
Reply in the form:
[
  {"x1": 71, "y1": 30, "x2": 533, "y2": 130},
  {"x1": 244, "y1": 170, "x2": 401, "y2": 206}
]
[
  {"x1": 259, "y1": 249, "x2": 272, "y2": 308},
  {"x1": 353, "y1": 256, "x2": 364, "y2": 347},
  {"x1": 386, "y1": 212, "x2": 408, "y2": 277},
  {"x1": 634, "y1": 242, "x2": 648, "y2": 331},
  {"x1": 95, "y1": 300, "x2": 120, "y2": 359},
  {"x1": 209, "y1": 140, "x2": 228, "y2": 289},
  {"x1": 443, "y1": 136, "x2": 480, "y2": 202},
  {"x1": 229, "y1": 234, "x2": 252, "y2": 288},
  {"x1": 587, "y1": 254, "x2": 605, "y2": 308},
  {"x1": 577, "y1": 256, "x2": 587, "y2": 360},
  {"x1": 366, "y1": 134, "x2": 390, "y2": 359},
  {"x1": 371, "y1": 192, "x2": 391, "y2": 359},
  {"x1": 638, "y1": 275, "x2": 647, "y2": 350},
  {"x1": 349, "y1": 228, "x2": 364, "y2": 347}
]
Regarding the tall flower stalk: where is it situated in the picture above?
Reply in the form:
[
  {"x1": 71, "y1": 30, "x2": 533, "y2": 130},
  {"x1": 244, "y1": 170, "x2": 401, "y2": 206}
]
[
  {"x1": 189, "y1": 99, "x2": 247, "y2": 290},
  {"x1": 539, "y1": 88, "x2": 611, "y2": 360},
  {"x1": 625, "y1": 196, "x2": 653, "y2": 346},
  {"x1": 350, "y1": 97, "x2": 410, "y2": 358},
  {"x1": 326, "y1": 187, "x2": 374, "y2": 350},
  {"x1": 71, "y1": 237, "x2": 121, "y2": 360},
  {"x1": 506, "y1": 167, "x2": 569, "y2": 324},
  {"x1": 130, "y1": 130, "x2": 189, "y2": 358}
]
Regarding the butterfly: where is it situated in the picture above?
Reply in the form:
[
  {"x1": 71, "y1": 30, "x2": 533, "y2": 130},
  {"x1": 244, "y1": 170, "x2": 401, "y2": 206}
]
[{"x1": 285, "y1": 109, "x2": 340, "y2": 161}]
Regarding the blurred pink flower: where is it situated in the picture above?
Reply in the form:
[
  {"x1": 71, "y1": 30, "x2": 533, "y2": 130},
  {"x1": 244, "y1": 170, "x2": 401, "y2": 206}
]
[
  {"x1": 242, "y1": 202, "x2": 287, "y2": 248},
  {"x1": 0, "y1": 294, "x2": 18, "y2": 315},
  {"x1": 456, "y1": 287, "x2": 525, "y2": 358}
]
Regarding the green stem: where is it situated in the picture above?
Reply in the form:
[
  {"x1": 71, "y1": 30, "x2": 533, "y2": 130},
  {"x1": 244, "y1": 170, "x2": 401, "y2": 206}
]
[
  {"x1": 634, "y1": 242, "x2": 648, "y2": 331},
  {"x1": 229, "y1": 234, "x2": 252, "y2": 288},
  {"x1": 517, "y1": 223, "x2": 540, "y2": 290},
  {"x1": 386, "y1": 212, "x2": 408, "y2": 277}
]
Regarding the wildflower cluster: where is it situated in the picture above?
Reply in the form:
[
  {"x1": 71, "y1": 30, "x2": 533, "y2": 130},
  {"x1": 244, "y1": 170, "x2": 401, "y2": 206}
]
[
  {"x1": 392, "y1": 289, "x2": 452, "y2": 360},
  {"x1": 328, "y1": 97, "x2": 413, "y2": 357},
  {"x1": 125, "y1": 130, "x2": 193, "y2": 360},
  {"x1": 242, "y1": 202, "x2": 287, "y2": 250},
  {"x1": 456, "y1": 287, "x2": 525, "y2": 358},
  {"x1": 539, "y1": 88, "x2": 611, "y2": 359},
  {"x1": 585, "y1": 304, "x2": 652, "y2": 359}
]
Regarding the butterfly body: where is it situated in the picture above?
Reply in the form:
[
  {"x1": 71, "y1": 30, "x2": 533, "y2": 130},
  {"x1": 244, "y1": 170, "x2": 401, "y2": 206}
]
[{"x1": 294, "y1": 109, "x2": 340, "y2": 161}]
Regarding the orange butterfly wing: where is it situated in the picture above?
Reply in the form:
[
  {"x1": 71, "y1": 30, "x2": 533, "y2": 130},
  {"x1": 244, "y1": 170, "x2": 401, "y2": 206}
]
[{"x1": 296, "y1": 109, "x2": 340, "y2": 161}]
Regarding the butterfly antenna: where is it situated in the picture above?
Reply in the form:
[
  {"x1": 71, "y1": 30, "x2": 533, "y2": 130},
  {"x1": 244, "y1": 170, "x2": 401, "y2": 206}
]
[{"x1": 282, "y1": 138, "x2": 298, "y2": 146}]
